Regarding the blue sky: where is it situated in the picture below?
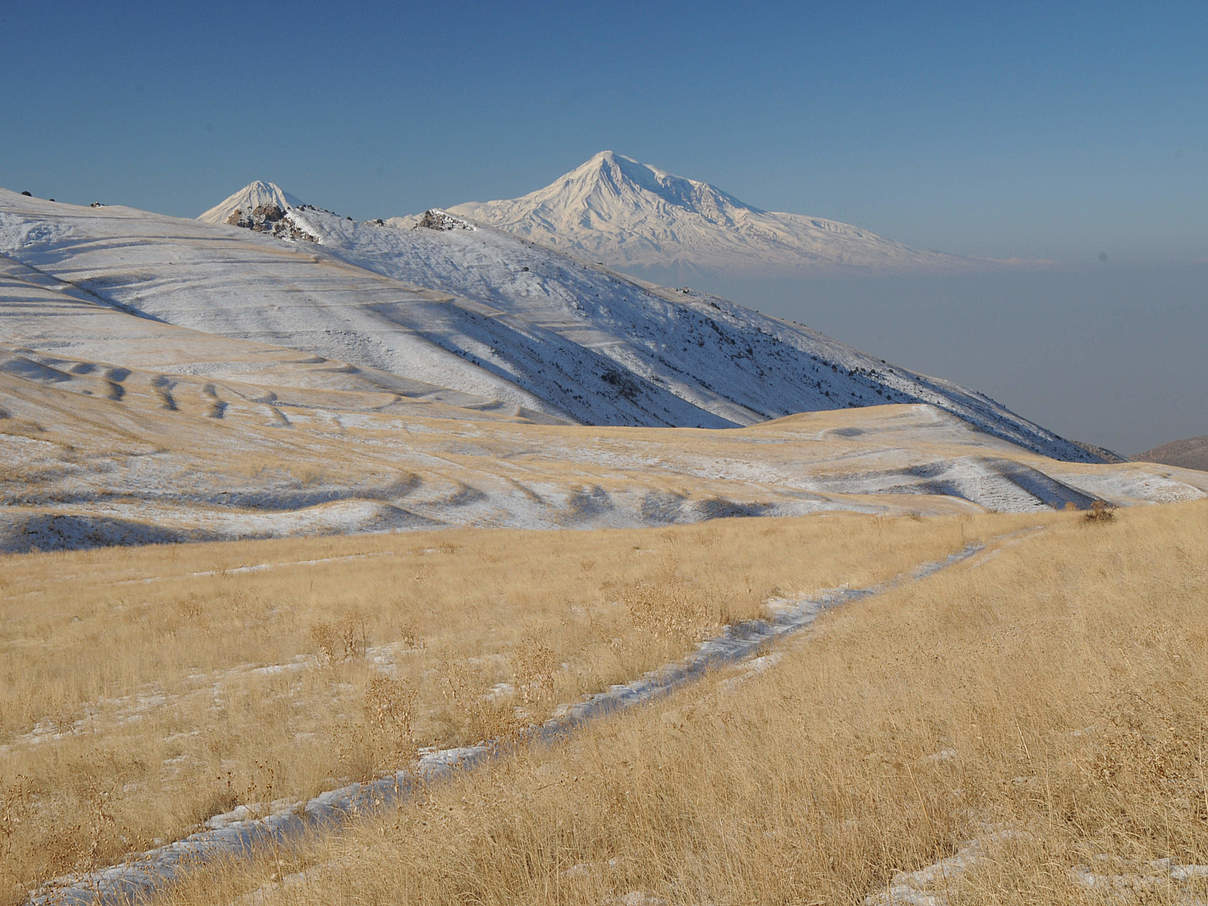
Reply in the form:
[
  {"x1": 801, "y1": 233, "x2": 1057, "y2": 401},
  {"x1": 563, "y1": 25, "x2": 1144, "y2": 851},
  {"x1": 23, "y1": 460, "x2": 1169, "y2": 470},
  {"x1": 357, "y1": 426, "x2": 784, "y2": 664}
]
[{"x1": 4, "y1": 0, "x2": 1207, "y2": 264}]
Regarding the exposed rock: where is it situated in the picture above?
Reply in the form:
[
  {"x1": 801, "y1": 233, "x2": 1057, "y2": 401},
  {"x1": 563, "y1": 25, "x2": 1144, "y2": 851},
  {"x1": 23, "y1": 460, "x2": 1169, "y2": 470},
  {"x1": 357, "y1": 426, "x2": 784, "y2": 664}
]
[
  {"x1": 415, "y1": 209, "x2": 476, "y2": 232},
  {"x1": 252, "y1": 204, "x2": 285, "y2": 222},
  {"x1": 225, "y1": 205, "x2": 315, "y2": 242},
  {"x1": 1072, "y1": 439, "x2": 1127, "y2": 463}
]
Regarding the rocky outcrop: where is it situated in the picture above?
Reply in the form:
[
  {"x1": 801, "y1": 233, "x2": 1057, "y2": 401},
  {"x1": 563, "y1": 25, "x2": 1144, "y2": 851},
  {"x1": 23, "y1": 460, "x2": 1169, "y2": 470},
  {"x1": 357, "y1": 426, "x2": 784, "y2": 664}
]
[
  {"x1": 225, "y1": 204, "x2": 316, "y2": 242},
  {"x1": 414, "y1": 209, "x2": 476, "y2": 232}
]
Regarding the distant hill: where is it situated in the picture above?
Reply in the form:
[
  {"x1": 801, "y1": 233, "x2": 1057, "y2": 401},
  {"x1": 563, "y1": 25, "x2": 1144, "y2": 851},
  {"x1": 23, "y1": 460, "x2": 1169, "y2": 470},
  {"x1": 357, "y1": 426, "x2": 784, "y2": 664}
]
[{"x1": 1136, "y1": 436, "x2": 1208, "y2": 471}]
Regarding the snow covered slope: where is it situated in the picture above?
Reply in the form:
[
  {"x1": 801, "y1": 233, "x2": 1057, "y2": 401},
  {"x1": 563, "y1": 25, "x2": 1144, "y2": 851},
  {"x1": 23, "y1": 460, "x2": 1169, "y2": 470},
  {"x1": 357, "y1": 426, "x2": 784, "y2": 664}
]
[
  {"x1": 289, "y1": 192, "x2": 1094, "y2": 460},
  {"x1": 3, "y1": 335, "x2": 1204, "y2": 552},
  {"x1": 0, "y1": 186, "x2": 1091, "y2": 459},
  {"x1": 447, "y1": 151, "x2": 981, "y2": 277},
  {"x1": 3, "y1": 188, "x2": 1205, "y2": 551}
]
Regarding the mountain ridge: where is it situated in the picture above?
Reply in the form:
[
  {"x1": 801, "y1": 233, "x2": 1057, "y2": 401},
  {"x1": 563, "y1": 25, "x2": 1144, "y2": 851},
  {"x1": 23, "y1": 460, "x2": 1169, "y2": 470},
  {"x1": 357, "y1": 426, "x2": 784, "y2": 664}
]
[
  {"x1": 200, "y1": 180, "x2": 1099, "y2": 461},
  {"x1": 0, "y1": 183, "x2": 1096, "y2": 461}
]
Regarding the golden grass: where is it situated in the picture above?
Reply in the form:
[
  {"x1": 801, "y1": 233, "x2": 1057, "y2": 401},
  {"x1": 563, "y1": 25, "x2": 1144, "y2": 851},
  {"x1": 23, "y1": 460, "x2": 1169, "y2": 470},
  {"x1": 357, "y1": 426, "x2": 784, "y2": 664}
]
[
  {"x1": 0, "y1": 509, "x2": 1028, "y2": 903},
  {"x1": 142, "y1": 499, "x2": 1208, "y2": 906}
]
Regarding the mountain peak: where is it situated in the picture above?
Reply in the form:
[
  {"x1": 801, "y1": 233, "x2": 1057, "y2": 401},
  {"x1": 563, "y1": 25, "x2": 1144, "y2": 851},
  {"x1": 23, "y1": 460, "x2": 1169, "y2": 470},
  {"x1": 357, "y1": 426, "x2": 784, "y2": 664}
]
[
  {"x1": 563, "y1": 151, "x2": 760, "y2": 217},
  {"x1": 199, "y1": 180, "x2": 302, "y2": 225},
  {"x1": 446, "y1": 152, "x2": 764, "y2": 248},
  {"x1": 579, "y1": 149, "x2": 629, "y2": 169},
  {"x1": 447, "y1": 153, "x2": 977, "y2": 276}
]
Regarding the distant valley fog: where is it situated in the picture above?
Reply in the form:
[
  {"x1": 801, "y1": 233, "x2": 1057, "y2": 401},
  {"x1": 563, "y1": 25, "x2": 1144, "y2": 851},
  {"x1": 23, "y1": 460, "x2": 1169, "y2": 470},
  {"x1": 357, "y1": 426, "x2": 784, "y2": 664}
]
[{"x1": 689, "y1": 263, "x2": 1208, "y2": 456}]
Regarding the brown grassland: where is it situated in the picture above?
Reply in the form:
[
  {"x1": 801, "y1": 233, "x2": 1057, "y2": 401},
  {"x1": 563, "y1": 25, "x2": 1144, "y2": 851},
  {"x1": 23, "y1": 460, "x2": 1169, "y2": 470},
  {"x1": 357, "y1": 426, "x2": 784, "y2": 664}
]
[
  {"x1": 0, "y1": 508, "x2": 1034, "y2": 903},
  {"x1": 136, "y1": 499, "x2": 1208, "y2": 906}
]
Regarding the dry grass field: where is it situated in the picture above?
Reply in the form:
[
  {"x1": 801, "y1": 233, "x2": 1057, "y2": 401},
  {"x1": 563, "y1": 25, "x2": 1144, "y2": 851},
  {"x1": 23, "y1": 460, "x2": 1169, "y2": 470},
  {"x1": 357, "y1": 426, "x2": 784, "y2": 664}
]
[
  {"x1": 6, "y1": 157, "x2": 1207, "y2": 906},
  {"x1": 125, "y1": 499, "x2": 1208, "y2": 906},
  {"x1": 0, "y1": 509, "x2": 1036, "y2": 903}
]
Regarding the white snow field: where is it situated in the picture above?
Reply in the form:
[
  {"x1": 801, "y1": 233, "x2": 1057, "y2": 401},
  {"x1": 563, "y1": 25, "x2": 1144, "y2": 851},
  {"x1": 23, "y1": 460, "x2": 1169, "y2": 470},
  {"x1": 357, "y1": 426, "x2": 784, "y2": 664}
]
[
  {"x1": 2, "y1": 186, "x2": 1205, "y2": 551},
  {"x1": 447, "y1": 150, "x2": 998, "y2": 276}
]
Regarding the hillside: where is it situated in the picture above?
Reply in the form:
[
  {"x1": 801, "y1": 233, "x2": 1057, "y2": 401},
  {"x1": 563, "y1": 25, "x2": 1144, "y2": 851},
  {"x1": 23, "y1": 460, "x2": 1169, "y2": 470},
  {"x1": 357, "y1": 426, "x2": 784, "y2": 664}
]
[
  {"x1": 447, "y1": 151, "x2": 986, "y2": 278},
  {"x1": 5, "y1": 185, "x2": 1207, "y2": 552},
  {"x1": 1136, "y1": 435, "x2": 1208, "y2": 471},
  {"x1": 1, "y1": 185, "x2": 1091, "y2": 460}
]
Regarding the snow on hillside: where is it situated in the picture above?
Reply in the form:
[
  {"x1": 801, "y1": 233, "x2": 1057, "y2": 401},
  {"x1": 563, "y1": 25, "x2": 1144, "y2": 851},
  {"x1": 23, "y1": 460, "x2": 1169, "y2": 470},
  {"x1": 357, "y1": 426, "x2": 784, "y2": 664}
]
[
  {"x1": 0, "y1": 186, "x2": 1094, "y2": 460},
  {"x1": 0, "y1": 189, "x2": 565, "y2": 419},
  {"x1": 273, "y1": 190, "x2": 1093, "y2": 460},
  {"x1": 447, "y1": 151, "x2": 983, "y2": 276}
]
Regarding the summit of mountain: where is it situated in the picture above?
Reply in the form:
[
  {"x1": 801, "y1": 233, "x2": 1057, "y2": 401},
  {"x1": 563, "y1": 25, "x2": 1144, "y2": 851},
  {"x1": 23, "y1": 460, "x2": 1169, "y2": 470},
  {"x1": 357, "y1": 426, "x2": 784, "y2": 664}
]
[
  {"x1": 198, "y1": 180, "x2": 302, "y2": 225},
  {"x1": 447, "y1": 152, "x2": 983, "y2": 277}
]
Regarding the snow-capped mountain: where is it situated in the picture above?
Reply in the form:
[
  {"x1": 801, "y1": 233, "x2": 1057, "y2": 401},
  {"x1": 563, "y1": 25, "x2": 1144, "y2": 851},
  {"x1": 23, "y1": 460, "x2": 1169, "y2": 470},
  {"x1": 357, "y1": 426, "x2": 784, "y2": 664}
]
[
  {"x1": 199, "y1": 180, "x2": 302, "y2": 225},
  {"x1": 0, "y1": 184, "x2": 1094, "y2": 461},
  {"x1": 446, "y1": 151, "x2": 978, "y2": 278}
]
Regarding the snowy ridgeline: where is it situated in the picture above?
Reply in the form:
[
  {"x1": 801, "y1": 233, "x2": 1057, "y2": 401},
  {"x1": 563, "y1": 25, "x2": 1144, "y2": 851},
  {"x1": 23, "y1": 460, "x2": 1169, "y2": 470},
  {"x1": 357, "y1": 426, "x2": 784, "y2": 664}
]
[{"x1": 3, "y1": 183, "x2": 1092, "y2": 461}]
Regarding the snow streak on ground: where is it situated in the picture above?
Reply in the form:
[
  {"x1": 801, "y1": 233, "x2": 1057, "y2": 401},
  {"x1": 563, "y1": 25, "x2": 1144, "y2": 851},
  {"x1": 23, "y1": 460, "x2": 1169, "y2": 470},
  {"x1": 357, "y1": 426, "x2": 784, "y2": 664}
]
[
  {"x1": 28, "y1": 542, "x2": 992, "y2": 905},
  {"x1": 865, "y1": 828, "x2": 1208, "y2": 906},
  {"x1": 3, "y1": 321, "x2": 1206, "y2": 551}
]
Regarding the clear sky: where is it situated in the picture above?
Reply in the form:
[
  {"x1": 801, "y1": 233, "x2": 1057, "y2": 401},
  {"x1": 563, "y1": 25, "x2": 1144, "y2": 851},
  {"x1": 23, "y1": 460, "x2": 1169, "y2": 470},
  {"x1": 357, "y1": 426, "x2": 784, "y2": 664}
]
[{"x1": 4, "y1": 0, "x2": 1207, "y2": 264}]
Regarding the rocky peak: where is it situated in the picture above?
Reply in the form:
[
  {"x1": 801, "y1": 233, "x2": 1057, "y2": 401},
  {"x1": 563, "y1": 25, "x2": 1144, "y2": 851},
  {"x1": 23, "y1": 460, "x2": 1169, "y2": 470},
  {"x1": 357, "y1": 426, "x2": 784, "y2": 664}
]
[{"x1": 414, "y1": 209, "x2": 476, "y2": 232}]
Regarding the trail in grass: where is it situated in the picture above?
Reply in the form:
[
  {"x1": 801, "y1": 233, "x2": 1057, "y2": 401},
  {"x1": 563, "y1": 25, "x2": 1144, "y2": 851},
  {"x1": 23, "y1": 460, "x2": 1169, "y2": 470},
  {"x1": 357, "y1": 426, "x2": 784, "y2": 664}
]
[{"x1": 29, "y1": 532, "x2": 1028, "y2": 906}]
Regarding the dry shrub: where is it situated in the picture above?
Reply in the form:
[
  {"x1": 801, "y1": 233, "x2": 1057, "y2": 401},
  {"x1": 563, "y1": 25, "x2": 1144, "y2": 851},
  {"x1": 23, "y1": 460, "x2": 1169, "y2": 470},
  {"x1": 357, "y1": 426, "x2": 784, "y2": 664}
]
[
  {"x1": 1084, "y1": 499, "x2": 1117, "y2": 523},
  {"x1": 36, "y1": 770, "x2": 121, "y2": 879},
  {"x1": 344, "y1": 675, "x2": 418, "y2": 778},
  {"x1": 427, "y1": 652, "x2": 519, "y2": 747},
  {"x1": 512, "y1": 634, "x2": 558, "y2": 705},
  {"x1": 237, "y1": 759, "x2": 280, "y2": 819},
  {"x1": 396, "y1": 619, "x2": 425, "y2": 650},
  {"x1": 309, "y1": 612, "x2": 367, "y2": 665},
  {"x1": 0, "y1": 776, "x2": 35, "y2": 898},
  {"x1": 620, "y1": 555, "x2": 728, "y2": 644}
]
